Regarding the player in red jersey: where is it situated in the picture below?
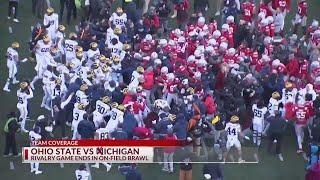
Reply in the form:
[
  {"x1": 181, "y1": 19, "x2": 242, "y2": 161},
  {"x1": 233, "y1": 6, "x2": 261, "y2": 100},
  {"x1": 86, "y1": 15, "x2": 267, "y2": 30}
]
[
  {"x1": 139, "y1": 34, "x2": 157, "y2": 55},
  {"x1": 221, "y1": 24, "x2": 234, "y2": 47},
  {"x1": 304, "y1": 20, "x2": 319, "y2": 43},
  {"x1": 293, "y1": 0, "x2": 308, "y2": 35},
  {"x1": 273, "y1": 0, "x2": 291, "y2": 13},
  {"x1": 259, "y1": 1, "x2": 272, "y2": 16},
  {"x1": 308, "y1": 30, "x2": 320, "y2": 52},
  {"x1": 292, "y1": 103, "x2": 310, "y2": 153},
  {"x1": 241, "y1": 1, "x2": 255, "y2": 24},
  {"x1": 226, "y1": 16, "x2": 237, "y2": 34}
]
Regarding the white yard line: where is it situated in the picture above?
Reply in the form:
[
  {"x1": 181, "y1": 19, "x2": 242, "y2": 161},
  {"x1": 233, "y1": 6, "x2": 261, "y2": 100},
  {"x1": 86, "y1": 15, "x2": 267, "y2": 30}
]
[{"x1": 9, "y1": 161, "x2": 15, "y2": 170}]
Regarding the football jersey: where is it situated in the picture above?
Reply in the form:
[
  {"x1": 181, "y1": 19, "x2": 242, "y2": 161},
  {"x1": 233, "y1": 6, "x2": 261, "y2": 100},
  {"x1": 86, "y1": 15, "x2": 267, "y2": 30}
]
[
  {"x1": 109, "y1": 13, "x2": 127, "y2": 28},
  {"x1": 297, "y1": 1, "x2": 307, "y2": 16},
  {"x1": 282, "y1": 88, "x2": 297, "y2": 104},
  {"x1": 44, "y1": 13, "x2": 59, "y2": 30},
  {"x1": 75, "y1": 170, "x2": 90, "y2": 180},
  {"x1": 106, "y1": 108, "x2": 124, "y2": 132},
  {"x1": 225, "y1": 122, "x2": 241, "y2": 140},
  {"x1": 36, "y1": 40, "x2": 52, "y2": 56},
  {"x1": 6, "y1": 47, "x2": 18, "y2": 62},
  {"x1": 72, "y1": 104, "x2": 86, "y2": 127},
  {"x1": 108, "y1": 42, "x2": 123, "y2": 57},
  {"x1": 75, "y1": 90, "x2": 88, "y2": 104},
  {"x1": 29, "y1": 130, "x2": 41, "y2": 141},
  {"x1": 64, "y1": 39, "x2": 78, "y2": 59},
  {"x1": 129, "y1": 71, "x2": 142, "y2": 88},
  {"x1": 268, "y1": 98, "x2": 280, "y2": 116},
  {"x1": 94, "y1": 100, "x2": 111, "y2": 117},
  {"x1": 29, "y1": 130, "x2": 41, "y2": 146},
  {"x1": 52, "y1": 84, "x2": 65, "y2": 99},
  {"x1": 252, "y1": 104, "x2": 268, "y2": 121},
  {"x1": 17, "y1": 89, "x2": 33, "y2": 107},
  {"x1": 297, "y1": 88, "x2": 307, "y2": 105},
  {"x1": 86, "y1": 49, "x2": 100, "y2": 62},
  {"x1": 293, "y1": 105, "x2": 310, "y2": 125},
  {"x1": 241, "y1": 2, "x2": 255, "y2": 22},
  {"x1": 96, "y1": 128, "x2": 109, "y2": 140}
]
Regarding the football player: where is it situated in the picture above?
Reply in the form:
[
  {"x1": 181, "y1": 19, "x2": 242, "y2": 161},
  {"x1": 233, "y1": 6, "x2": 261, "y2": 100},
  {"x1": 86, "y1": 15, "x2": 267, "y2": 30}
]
[
  {"x1": 224, "y1": 115, "x2": 244, "y2": 163},
  {"x1": 109, "y1": 7, "x2": 127, "y2": 29},
  {"x1": 263, "y1": 92, "x2": 282, "y2": 135},
  {"x1": 64, "y1": 32, "x2": 78, "y2": 63},
  {"x1": 29, "y1": 126, "x2": 42, "y2": 174},
  {"x1": 17, "y1": 82, "x2": 33, "y2": 133},
  {"x1": 75, "y1": 164, "x2": 90, "y2": 180},
  {"x1": 72, "y1": 103, "x2": 87, "y2": 140},
  {"x1": 55, "y1": 25, "x2": 65, "y2": 57},
  {"x1": 293, "y1": 102, "x2": 310, "y2": 153},
  {"x1": 76, "y1": 83, "x2": 89, "y2": 106},
  {"x1": 41, "y1": 70, "x2": 54, "y2": 110},
  {"x1": 93, "y1": 96, "x2": 111, "y2": 128},
  {"x1": 128, "y1": 66, "x2": 144, "y2": 93},
  {"x1": 293, "y1": 0, "x2": 308, "y2": 35},
  {"x1": 43, "y1": 7, "x2": 59, "y2": 42},
  {"x1": 30, "y1": 35, "x2": 52, "y2": 89},
  {"x1": 51, "y1": 78, "x2": 67, "y2": 100},
  {"x1": 86, "y1": 42, "x2": 100, "y2": 67},
  {"x1": 252, "y1": 101, "x2": 268, "y2": 147},
  {"x1": 106, "y1": 103, "x2": 125, "y2": 133},
  {"x1": 3, "y1": 42, "x2": 21, "y2": 92},
  {"x1": 91, "y1": 122, "x2": 112, "y2": 171},
  {"x1": 281, "y1": 82, "x2": 297, "y2": 120}
]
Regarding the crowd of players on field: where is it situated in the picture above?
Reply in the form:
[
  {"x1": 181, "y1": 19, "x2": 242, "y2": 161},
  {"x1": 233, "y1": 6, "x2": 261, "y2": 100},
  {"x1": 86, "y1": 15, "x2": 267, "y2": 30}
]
[{"x1": 4, "y1": 0, "x2": 320, "y2": 179}]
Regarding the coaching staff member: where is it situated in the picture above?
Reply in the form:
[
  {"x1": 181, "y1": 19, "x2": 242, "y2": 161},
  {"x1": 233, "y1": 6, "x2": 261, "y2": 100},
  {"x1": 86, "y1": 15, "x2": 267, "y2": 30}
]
[
  {"x1": 4, "y1": 112, "x2": 21, "y2": 157},
  {"x1": 267, "y1": 110, "x2": 287, "y2": 161}
]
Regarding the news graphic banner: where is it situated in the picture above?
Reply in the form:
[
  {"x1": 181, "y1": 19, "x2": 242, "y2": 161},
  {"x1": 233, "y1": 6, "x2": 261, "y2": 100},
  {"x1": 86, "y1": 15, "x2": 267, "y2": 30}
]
[
  {"x1": 22, "y1": 140, "x2": 187, "y2": 163},
  {"x1": 22, "y1": 140, "x2": 259, "y2": 163}
]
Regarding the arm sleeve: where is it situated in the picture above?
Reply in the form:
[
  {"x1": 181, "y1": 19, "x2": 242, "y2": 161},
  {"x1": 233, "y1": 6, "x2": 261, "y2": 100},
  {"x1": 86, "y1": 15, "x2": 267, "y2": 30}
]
[{"x1": 61, "y1": 94, "x2": 74, "y2": 109}]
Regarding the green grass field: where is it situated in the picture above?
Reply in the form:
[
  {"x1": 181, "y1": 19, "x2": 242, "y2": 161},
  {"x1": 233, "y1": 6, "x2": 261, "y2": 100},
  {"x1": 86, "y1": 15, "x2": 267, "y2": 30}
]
[{"x1": 0, "y1": 0, "x2": 320, "y2": 179}]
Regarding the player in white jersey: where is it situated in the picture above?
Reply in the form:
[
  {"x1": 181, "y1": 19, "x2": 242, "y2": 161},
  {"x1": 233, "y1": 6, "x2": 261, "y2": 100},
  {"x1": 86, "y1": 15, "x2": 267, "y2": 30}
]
[
  {"x1": 31, "y1": 35, "x2": 53, "y2": 89},
  {"x1": 86, "y1": 42, "x2": 100, "y2": 67},
  {"x1": 128, "y1": 66, "x2": 144, "y2": 93},
  {"x1": 3, "y1": 42, "x2": 21, "y2": 92},
  {"x1": 29, "y1": 126, "x2": 42, "y2": 174},
  {"x1": 108, "y1": 38, "x2": 123, "y2": 57},
  {"x1": 72, "y1": 103, "x2": 87, "y2": 140},
  {"x1": 297, "y1": 84, "x2": 317, "y2": 105},
  {"x1": 109, "y1": 7, "x2": 127, "y2": 29},
  {"x1": 51, "y1": 78, "x2": 67, "y2": 100},
  {"x1": 93, "y1": 96, "x2": 111, "y2": 128},
  {"x1": 55, "y1": 25, "x2": 65, "y2": 58},
  {"x1": 41, "y1": 70, "x2": 55, "y2": 110},
  {"x1": 64, "y1": 32, "x2": 78, "y2": 63},
  {"x1": 17, "y1": 82, "x2": 33, "y2": 132},
  {"x1": 223, "y1": 116, "x2": 244, "y2": 162},
  {"x1": 252, "y1": 101, "x2": 268, "y2": 147},
  {"x1": 75, "y1": 164, "x2": 90, "y2": 180},
  {"x1": 43, "y1": 7, "x2": 59, "y2": 42},
  {"x1": 106, "y1": 103, "x2": 125, "y2": 133},
  {"x1": 76, "y1": 84, "x2": 89, "y2": 106},
  {"x1": 268, "y1": 92, "x2": 281, "y2": 117},
  {"x1": 91, "y1": 122, "x2": 112, "y2": 171},
  {"x1": 263, "y1": 92, "x2": 281, "y2": 135},
  {"x1": 281, "y1": 82, "x2": 298, "y2": 120}
]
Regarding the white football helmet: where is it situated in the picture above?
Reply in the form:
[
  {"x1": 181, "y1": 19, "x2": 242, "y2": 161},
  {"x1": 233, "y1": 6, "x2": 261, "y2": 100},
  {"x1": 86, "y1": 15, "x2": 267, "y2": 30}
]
[
  {"x1": 272, "y1": 59, "x2": 281, "y2": 67},
  {"x1": 161, "y1": 66, "x2": 168, "y2": 74},
  {"x1": 145, "y1": 34, "x2": 152, "y2": 41}
]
